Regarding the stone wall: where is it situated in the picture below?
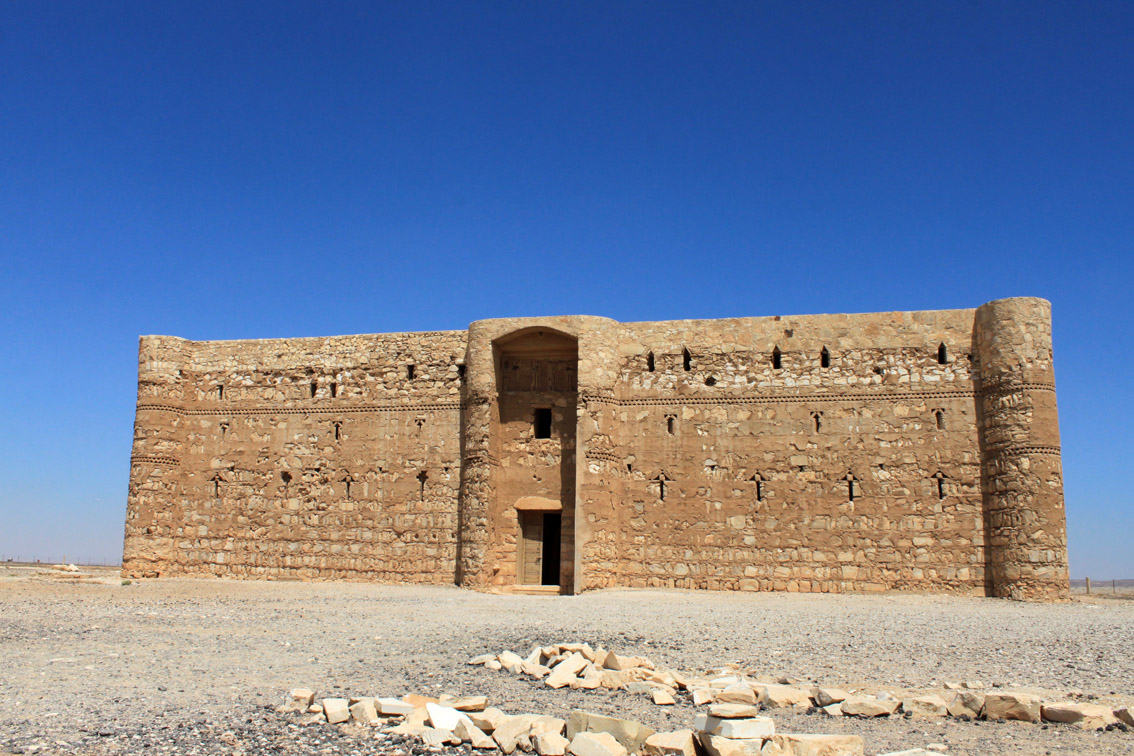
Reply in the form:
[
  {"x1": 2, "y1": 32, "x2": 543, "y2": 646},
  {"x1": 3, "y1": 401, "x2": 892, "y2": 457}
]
[
  {"x1": 123, "y1": 298, "x2": 1068, "y2": 600},
  {"x1": 123, "y1": 330, "x2": 468, "y2": 582}
]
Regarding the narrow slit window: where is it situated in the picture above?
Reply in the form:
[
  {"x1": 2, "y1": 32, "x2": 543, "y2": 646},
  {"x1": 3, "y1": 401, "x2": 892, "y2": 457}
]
[
  {"x1": 217, "y1": 384, "x2": 224, "y2": 400},
  {"x1": 212, "y1": 475, "x2": 221, "y2": 498},
  {"x1": 219, "y1": 422, "x2": 229, "y2": 438},
  {"x1": 406, "y1": 364, "x2": 415, "y2": 380},
  {"x1": 811, "y1": 411, "x2": 822, "y2": 433},
  {"x1": 753, "y1": 474, "x2": 764, "y2": 502},
  {"x1": 457, "y1": 364, "x2": 466, "y2": 380},
  {"x1": 654, "y1": 474, "x2": 668, "y2": 501},
  {"x1": 682, "y1": 348, "x2": 691, "y2": 371},
  {"x1": 934, "y1": 471, "x2": 947, "y2": 500},
  {"x1": 845, "y1": 473, "x2": 857, "y2": 502},
  {"x1": 935, "y1": 409, "x2": 945, "y2": 430},
  {"x1": 820, "y1": 347, "x2": 830, "y2": 368},
  {"x1": 666, "y1": 415, "x2": 675, "y2": 435},
  {"x1": 310, "y1": 381, "x2": 318, "y2": 398},
  {"x1": 417, "y1": 470, "x2": 428, "y2": 501},
  {"x1": 343, "y1": 476, "x2": 353, "y2": 500},
  {"x1": 937, "y1": 343, "x2": 948, "y2": 364},
  {"x1": 533, "y1": 408, "x2": 552, "y2": 439},
  {"x1": 772, "y1": 346, "x2": 782, "y2": 370},
  {"x1": 647, "y1": 352, "x2": 655, "y2": 372},
  {"x1": 329, "y1": 382, "x2": 338, "y2": 398},
  {"x1": 333, "y1": 421, "x2": 342, "y2": 441}
]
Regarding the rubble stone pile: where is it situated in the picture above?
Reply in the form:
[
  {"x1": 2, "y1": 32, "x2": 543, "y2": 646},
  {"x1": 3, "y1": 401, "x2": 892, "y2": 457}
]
[{"x1": 473, "y1": 643, "x2": 1134, "y2": 733}]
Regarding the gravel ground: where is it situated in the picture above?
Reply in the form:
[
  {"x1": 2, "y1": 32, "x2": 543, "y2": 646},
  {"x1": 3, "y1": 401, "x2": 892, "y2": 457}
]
[{"x1": 1, "y1": 566, "x2": 1132, "y2": 756}]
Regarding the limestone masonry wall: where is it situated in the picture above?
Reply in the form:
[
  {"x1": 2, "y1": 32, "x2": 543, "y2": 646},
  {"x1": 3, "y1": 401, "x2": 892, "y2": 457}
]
[{"x1": 124, "y1": 298, "x2": 1068, "y2": 601}]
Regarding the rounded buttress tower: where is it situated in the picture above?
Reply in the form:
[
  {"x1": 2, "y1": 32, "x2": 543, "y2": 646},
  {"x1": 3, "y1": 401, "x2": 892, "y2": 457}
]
[{"x1": 973, "y1": 297, "x2": 1069, "y2": 601}]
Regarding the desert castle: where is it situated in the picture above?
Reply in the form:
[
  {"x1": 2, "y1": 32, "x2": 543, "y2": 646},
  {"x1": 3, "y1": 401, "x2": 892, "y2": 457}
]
[{"x1": 123, "y1": 297, "x2": 1068, "y2": 601}]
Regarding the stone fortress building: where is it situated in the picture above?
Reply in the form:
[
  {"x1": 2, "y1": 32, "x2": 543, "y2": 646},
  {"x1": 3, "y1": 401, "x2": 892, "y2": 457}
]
[{"x1": 123, "y1": 297, "x2": 1069, "y2": 601}]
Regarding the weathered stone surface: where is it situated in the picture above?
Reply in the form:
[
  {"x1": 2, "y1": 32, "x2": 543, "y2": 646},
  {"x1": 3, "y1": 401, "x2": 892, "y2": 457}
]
[
  {"x1": 945, "y1": 692, "x2": 984, "y2": 718},
  {"x1": 757, "y1": 684, "x2": 812, "y2": 709},
  {"x1": 696, "y1": 732, "x2": 766, "y2": 756},
  {"x1": 982, "y1": 692, "x2": 1041, "y2": 723},
  {"x1": 449, "y1": 696, "x2": 489, "y2": 712},
  {"x1": 877, "y1": 750, "x2": 947, "y2": 756},
  {"x1": 769, "y1": 734, "x2": 865, "y2": 756},
  {"x1": 840, "y1": 696, "x2": 900, "y2": 717},
  {"x1": 569, "y1": 732, "x2": 629, "y2": 756},
  {"x1": 123, "y1": 300, "x2": 1069, "y2": 605},
  {"x1": 694, "y1": 714, "x2": 775, "y2": 739},
  {"x1": 566, "y1": 711, "x2": 655, "y2": 753},
  {"x1": 1116, "y1": 707, "x2": 1134, "y2": 727},
  {"x1": 322, "y1": 698, "x2": 350, "y2": 724},
  {"x1": 469, "y1": 654, "x2": 496, "y2": 665},
  {"x1": 652, "y1": 689, "x2": 676, "y2": 705},
  {"x1": 708, "y1": 704, "x2": 762, "y2": 719},
  {"x1": 536, "y1": 732, "x2": 571, "y2": 756},
  {"x1": 903, "y1": 695, "x2": 948, "y2": 718},
  {"x1": 349, "y1": 698, "x2": 380, "y2": 725},
  {"x1": 821, "y1": 703, "x2": 842, "y2": 717},
  {"x1": 692, "y1": 689, "x2": 715, "y2": 706},
  {"x1": 422, "y1": 727, "x2": 458, "y2": 747},
  {"x1": 1041, "y1": 702, "x2": 1118, "y2": 729},
  {"x1": 811, "y1": 687, "x2": 848, "y2": 707},
  {"x1": 643, "y1": 730, "x2": 697, "y2": 756},
  {"x1": 494, "y1": 715, "x2": 542, "y2": 754}
]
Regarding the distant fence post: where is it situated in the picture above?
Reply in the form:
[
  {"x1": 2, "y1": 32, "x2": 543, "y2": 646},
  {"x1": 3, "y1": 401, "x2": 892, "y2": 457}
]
[
  {"x1": 1114, "y1": 579, "x2": 1117, "y2": 595},
  {"x1": 1086, "y1": 577, "x2": 1091, "y2": 594}
]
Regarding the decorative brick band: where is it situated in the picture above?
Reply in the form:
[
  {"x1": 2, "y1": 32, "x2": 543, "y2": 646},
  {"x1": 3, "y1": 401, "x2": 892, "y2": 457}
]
[
  {"x1": 130, "y1": 455, "x2": 180, "y2": 466},
  {"x1": 992, "y1": 445, "x2": 1062, "y2": 458},
  {"x1": 135, "y1": 401, "x2": 462, "y2": 417},
  {"x1": 581, "y1": 387, "x2": 978, "y2": 408}
]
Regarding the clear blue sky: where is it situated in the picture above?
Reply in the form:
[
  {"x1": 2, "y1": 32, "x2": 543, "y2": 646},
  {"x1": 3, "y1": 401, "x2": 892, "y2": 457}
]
[{"x1": 1, "y1": 2, "x2": 1130, "y2": 576}]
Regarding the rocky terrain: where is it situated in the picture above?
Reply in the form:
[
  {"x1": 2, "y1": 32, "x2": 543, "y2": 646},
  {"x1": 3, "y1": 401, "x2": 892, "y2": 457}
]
[{"x1": 1, "y1": 565, "x2": 1132, "y2": 755}]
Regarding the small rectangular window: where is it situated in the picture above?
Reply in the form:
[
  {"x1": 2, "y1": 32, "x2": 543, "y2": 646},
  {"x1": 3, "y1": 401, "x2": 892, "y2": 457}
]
[{"x1": 534, "y1": 408, "x2": 552, "y2": 439}]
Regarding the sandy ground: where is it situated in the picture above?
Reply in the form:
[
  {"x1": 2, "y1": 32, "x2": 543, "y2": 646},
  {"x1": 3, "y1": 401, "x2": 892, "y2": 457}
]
[{"x1": 1, "y1": 565, "x2": 1132, "y2": 756}]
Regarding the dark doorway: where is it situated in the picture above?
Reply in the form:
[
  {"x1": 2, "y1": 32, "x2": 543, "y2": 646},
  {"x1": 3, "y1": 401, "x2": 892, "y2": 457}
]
[{"x1": 541, "y1": 512, "x2": 561, "y2": 586}]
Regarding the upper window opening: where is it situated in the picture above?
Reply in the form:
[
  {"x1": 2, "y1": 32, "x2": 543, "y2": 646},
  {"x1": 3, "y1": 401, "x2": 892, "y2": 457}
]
[
  {"x1": 310, "y1": 381, "x2": 318, "y2": 398},
  {"x1": 407, "y1": 364, "x2": 415, "y2": 380},
  {"x1": 682, "y1": 348, "x2": 691, "y2": 371},
  {"x1": 333, "y1": 421, "x2": 342, "y2": 441},
  {"x1": 457, "y1": 364, "x2": 466, "y2": 380},
  {"x1": 666, "y1": 415, "x2": 675, "y2": 435},
  {"x1": 647, "y1": 352, "x2": 655, "y2": 372},
  {"x1": 534, "y1": 408, "x2": 552, "y2": 439},
  {"x1": 329, "y1": 382, "x2": 338, "y2": 398},
  {"x1": 772, "y1": 346, "x2": 782, "y2": 370},
  {"x1": 217, "y1": 384, "x2": 224, "y2": 400},
  {"x1": 820, "y1": 347, "x2": 830, "y2": 368},
  {"x1": 937, "y1": 343, "x2": 948, "y2": 364},
  {"x1": 935, "y1": 409, "x2": 945, "y2": 430}
]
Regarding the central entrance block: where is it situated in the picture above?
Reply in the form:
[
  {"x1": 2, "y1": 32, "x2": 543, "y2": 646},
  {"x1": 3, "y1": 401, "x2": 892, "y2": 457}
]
[{"x1": 493, "y1": 328, "x2": 578, "y2": 593}]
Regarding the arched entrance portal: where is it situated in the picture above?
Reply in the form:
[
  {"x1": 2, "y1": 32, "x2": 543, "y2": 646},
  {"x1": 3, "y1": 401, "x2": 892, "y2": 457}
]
[{"x1": 493, "y1": 328, "x2": 577, "y2": 593}]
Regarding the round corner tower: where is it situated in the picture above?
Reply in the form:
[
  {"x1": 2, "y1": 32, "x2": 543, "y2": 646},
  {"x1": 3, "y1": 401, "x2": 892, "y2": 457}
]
[{"x1": 973, "y1": 297, "x2": 1069, "y2": 601}]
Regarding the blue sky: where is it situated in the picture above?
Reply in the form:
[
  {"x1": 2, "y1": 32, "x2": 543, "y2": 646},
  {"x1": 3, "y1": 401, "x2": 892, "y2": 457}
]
[{"x1": 1, "y1": 2, "x2": 1130, "y2": 576}]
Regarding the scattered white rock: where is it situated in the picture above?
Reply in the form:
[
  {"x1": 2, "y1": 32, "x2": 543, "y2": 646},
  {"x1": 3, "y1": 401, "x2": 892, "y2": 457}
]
[
  {"x1": 322, "y1": 698, "x2": 350, "y2": 724},
  {"x1": 840, "y1": 695, "x2": 900, "y2": 717},
  {"x1": 569, "y1": 732, "x2": 629, "y2": 756},
  {"x1": 693, "y1": 714, "x2": 775, "y2": 740},
  {"x1": 1041, "y1": 701, "x2": 1118, "y2": 729},
  {"x1": 643, "y1": 730, "x2": 697, "y2": 756}
]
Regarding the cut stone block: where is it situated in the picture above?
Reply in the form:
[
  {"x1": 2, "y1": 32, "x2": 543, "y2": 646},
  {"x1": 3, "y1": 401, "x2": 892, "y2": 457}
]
[
  {"x1": 692, "y1": 689, "x2": 715, "y2": 706},
  {"x1": 982, "y1": 692, "x2": 1041, "y2": 723},
  {"x1": 716, "y1": 684, "x2": 758, "y2": 705},
  {"x1": 643, "y1": 730, "x2": 697, "y2": 756},
  {"x1": 426, "y1": 702, "x2": 472, "y2": 732},
  {"x1": 708, "y1": 704, "x2": 761, "y2": 719},
  {"x1": 566, "y1": 711, "x2": 655, "y2": 753},
  {"x1": 696, "y1": 732, "x2": 766, "y2": 756},
  {"x1": 569, "y1": 732, "x2": 629, "y2": 756},
  {"x1": 1041, "y1": 702, "x2": 1118, "y2": 729},
  {"x1": 904, "y1": 695, "x2": 948, "y2": 718},
  {"x1": 449, "y1": 696, "x2": 489, "y2": 712},
  {"x1": 758, "y1": 684, "x2": 812, "y2": 709},
  {"x1": 652, "y1": 689, "x2": 676, "y2": 705},
  {"x1": 499, "y1": 651, "x2": 525, "y2": 673},
  {"x1": 322, "y1": 698, "x2": 350, "y2": 724},
  {"x1": 536, "y1": 732, "x2": 571, "y2": 756},
  {"x1": 840, "y1": 696, "x2": 900, "y2": 717},
  {"x1": 811, "y1": 687, "x2": 848, "y2": 706},
  {"x1": 349, "y1": 698, "x2": 380, "y2": 725},
  {"x1": 770, "y1": 733, "x2": 865, "y2": 756},
  {"x1": 547, "y1": 652, "x2": 589, "y2": 688},
  {"x1": 945, "y1": 692, "x2": 984, "y2": 718},
  {"x1": 470, "y1": 707, "x2": 508, "y2": 733},
  {"x1": 1116, "y1": 707, "x2": 1134, "y2": 726},
  {"x1": 375, "y1": 697, "x2": 415, "y2": 717},
  {"x1": 455, "y1": 719, "x2": 497, "y2": 749},
  {"x1": 694, "y1": 714, "x2": 775, "y2": 739},
  {"x1": 290, "y1": 688, "x2": 316, "y2": 707}
]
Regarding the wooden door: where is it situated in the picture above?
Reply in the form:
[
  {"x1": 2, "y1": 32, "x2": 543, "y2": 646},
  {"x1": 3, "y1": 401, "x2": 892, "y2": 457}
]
[{"x1": 519, "y1": 512, "x2": 543, "y2": 585}]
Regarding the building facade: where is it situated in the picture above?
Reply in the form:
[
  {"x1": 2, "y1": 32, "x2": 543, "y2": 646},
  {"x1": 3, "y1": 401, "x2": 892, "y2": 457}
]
[{"x1": 122, "y1": 297, "x2": 1069, "y2": 600}]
